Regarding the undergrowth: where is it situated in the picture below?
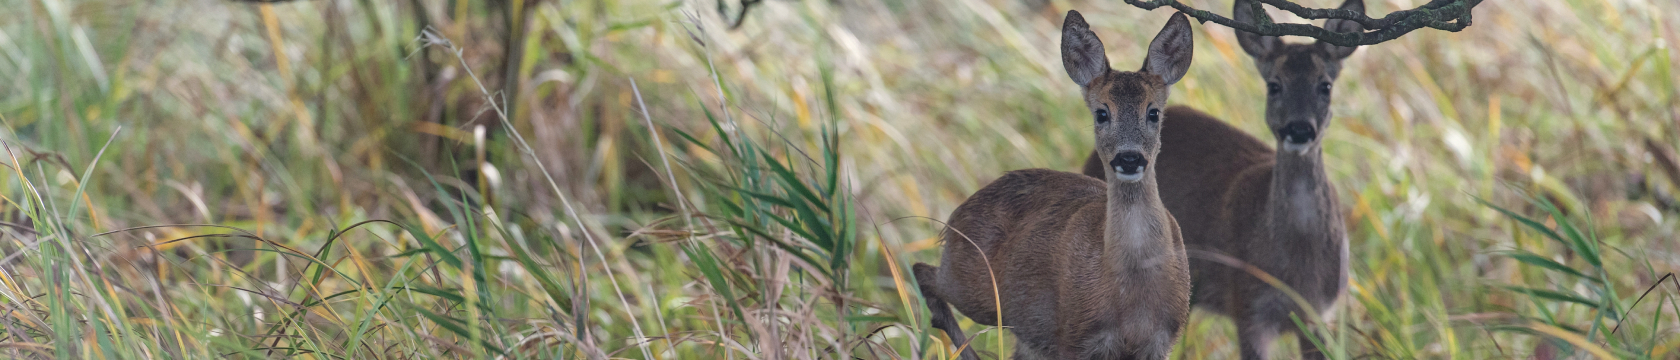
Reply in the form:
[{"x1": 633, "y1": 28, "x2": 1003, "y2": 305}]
[{"x1": 0, "y1": 0, "x2": 1676, "y2": 358}]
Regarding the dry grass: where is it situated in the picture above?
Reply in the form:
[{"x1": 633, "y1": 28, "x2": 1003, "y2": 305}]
[{"x1": 0, "y1": 0, "x2": 1675, "y2": 358}]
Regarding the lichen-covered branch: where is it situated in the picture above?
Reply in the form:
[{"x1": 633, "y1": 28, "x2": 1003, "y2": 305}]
[
  {"x1": 718, "y1": 0, "x2": 765, "y2": 30},
  {"x1": 1124, "y1": 0, "x2": 1482, "y2": 47}
]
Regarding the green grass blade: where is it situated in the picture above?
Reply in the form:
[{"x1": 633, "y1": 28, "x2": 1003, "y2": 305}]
[
  {"x1": 1496, "y1": 250, "x2": 1598, "y2": 283},
  {"x1": 1475, "y1": 197, "x2": 1568, "y2": 245},
  {"x1": 1499, "y1": 285, "x2": 1605, "y2": 311},
  {"x1": 1532, "y1": 196, "x2": 1602, "y2": 268},
  {"x1": 409, "y1": 305, "x2": 509, "y2": 356},
  {"x1": 683, "y1": 243, "x2": 750, "y2": 340},
  {"x1": 760, "y1": 152, "x2": 827, "y2": 212}
]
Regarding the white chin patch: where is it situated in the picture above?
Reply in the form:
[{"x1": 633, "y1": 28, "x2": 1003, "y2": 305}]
[
  {"x1": 1279, "y1": 142, "x2": 1313, "y2": 155},
  {"x1": 1112, "y1": 169, "x2": 1145, "y2": 183}
]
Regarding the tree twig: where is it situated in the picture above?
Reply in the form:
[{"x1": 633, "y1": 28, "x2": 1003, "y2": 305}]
[
  {"x1": 718, "y1": 0, "x2": 765, "y2": 30},
  {"x1": 1123, "y1": 0, "x2": 1483, "y2": 47}
]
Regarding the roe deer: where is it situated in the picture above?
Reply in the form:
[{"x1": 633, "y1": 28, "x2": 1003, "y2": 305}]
[
  {"x1": 1078, "y1": 0, "x2": 1364, "y2": 358},
  {"x1": 914, "y1": 11, "x2": 1194, "y2": 360}
]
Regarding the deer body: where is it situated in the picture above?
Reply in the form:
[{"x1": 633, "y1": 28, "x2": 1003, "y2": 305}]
[
  {"x1": 1078, "y1": 1, "x2": 1364, "y2": 358},
  {"x1": 1083, "y1": 106, "x2": 1347, "y2": 358},
  {"x1": 916, "y1": 11, "x2": 1196, "y2": 360},
  {"x1": 918, "y1": 169, "x2": 1188, "y2": 359}
]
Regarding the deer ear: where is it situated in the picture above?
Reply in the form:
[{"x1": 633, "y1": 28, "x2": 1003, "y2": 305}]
[
  {"x1": 1142, "y1": 12, "x2": 1193, "y2": 86},
  {"x1": 1061, "y1": 10, "x2": 1110, "y2": 87},
  {"x1": 1233, "y1": 0, "x2": 1281, "y2": 58},
  {"x1": 1317, "y1": 0, "x2": 1365, "y2": 60}
]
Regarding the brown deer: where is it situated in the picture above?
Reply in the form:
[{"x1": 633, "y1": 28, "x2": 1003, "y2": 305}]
[
  {"x1": 914, "y1": 11, "x2": 1194, "y2": 360},
  {"x1": 1078, "y1": 0, "x2": 1363, "y2": 358}
]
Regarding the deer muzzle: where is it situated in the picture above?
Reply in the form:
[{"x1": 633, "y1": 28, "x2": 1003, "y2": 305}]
[
  {"x1": 1280, "y1": 121, "x2": 1317, "y2": 144},
  {"x1": 1110, "y1": 151, "x2": 1148, "y2": 181}
]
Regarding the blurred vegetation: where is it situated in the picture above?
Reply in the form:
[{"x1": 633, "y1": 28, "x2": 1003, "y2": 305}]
[{"x1": 0, "y1": 0, "x2": 1676, "y2": 358}]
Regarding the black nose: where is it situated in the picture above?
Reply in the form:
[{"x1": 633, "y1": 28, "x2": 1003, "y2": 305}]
[
  {"x1": 1280, "y1": 121, "x2": 1317, "y2": 144},
  {"x1": 1109, "y1": 151, "x2": 1148, "y2": 175}
]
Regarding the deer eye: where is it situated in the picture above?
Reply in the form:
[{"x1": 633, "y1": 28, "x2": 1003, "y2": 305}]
[
  {"x1": 1147, "y1": 108, "x2": 1160, "y2": 123},
  {"x1": 1266, "y1": 82, "x2": 1282, "y2": 96},
  {"x1": 1094, "y1": 108, "x2": 1110, "y2": 124},
  {"x1": 1318, "y1": 82, "x2": 1332, "y2": 96}
]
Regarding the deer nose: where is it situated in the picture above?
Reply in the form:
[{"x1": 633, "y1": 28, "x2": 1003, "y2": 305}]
[
  {"x1": 1280, "y1": 121, "x2": 1317, "y2": 144},
  {"x1": 1109, "y1": 151, "x2": 1148, "y2": 175}
]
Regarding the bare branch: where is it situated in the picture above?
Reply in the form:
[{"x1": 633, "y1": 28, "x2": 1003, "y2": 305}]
[
  {"x1": 1123, "y1": 0, "x2": 1483, "y2": 47},
  {"x1": 718, "y1": 0, "x2": 766, "y2": 30}
]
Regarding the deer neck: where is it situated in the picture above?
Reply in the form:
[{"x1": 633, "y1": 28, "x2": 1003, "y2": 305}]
[
  {"x1": 1267, "y1": 145, "x2": 1344, "y2": 252},
  {"x1": 1104, "y1": 172, "x2": 1173, "y2": 274}
]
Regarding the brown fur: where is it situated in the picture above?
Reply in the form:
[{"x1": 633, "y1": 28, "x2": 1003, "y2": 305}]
[
  {"x1": 1078, "y1": 1, "x2": 1363, "y2": 359},
  {"x1": 916, "y1": 11, "x2": 1195, "y2": 360}
]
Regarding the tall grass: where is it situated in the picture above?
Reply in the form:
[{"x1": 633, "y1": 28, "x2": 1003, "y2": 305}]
[
  {"x1": 1479, "y1": 191, "x2": 1676, "y2": 358},
  {"x1": 0, "y1": 0, "x2": 1675, "y2": 358}
]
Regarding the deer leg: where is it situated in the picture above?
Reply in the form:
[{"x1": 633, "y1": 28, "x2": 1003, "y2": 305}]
[
  {"x1": 1142, "y1": 330, "x2": 1177, "y2": 360},
  {"x1": 914, "y1": 263, "x2": 980, "y2": 360},
  {"x1": 1235, "y1": 312, "x2": 1279, "y2": 360},
  {"x1": 1296, "y1": 326, "x2": 1327, "y2": 360},
  {"x1": 1012, "y1": 342, "x2": 1057, "y2": 360}
]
